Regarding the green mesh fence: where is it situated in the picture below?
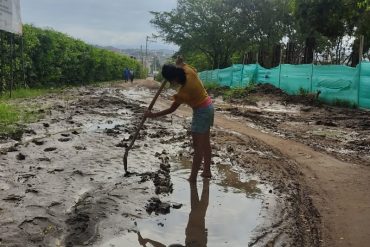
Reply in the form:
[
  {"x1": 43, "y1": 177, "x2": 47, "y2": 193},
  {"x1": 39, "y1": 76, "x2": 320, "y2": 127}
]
[
  {"x1": 199, "y1": 62, "x2": 370, "y2": 109},
  {"x1": 359, "y1": 63, "x2": 370, "y2": 108}
]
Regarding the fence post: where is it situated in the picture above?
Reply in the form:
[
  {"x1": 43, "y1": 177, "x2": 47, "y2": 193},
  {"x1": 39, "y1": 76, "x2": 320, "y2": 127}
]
[
  {"x1": 240, "y1": 64, "x2": 245, "y2": 87},
  {"x1": 310, "y1": 63, "x2": 314, "y2": 93},
  {"x1": 358, "y1": 62, "x2": 361, "y2": 107},
  {"x1": 217, "y1": 69, "x2": 220, "y2": 84},
  {"x1": 358, "y1": 36, "x2": 364, "y2": 107},
  {"x1": 21, "y1": 35, "x2": 27, "y2": 88},
  {"x1": 278, "y1": 64, "x2": 282, "y2": 89},
  {"x1": 10, "y1": 33, "x2": 14, "y2": 98},
  {"x1": 278, "y1": 48, "x2": 282, "y2": 88},
  {"x1": 0, "y1": 31, "x2": 3, "y2": 95},
  {"x1": 230, "y1": 65, "x2": 234, "y2": 87}
]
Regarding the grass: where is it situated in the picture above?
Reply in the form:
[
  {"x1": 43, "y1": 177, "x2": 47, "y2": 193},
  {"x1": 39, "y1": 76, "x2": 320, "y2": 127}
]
[
  {"x1": 0, "y1": 103, "x2": 19, "y2": 125},
  {"x1": 204, "y1": 82, "x2": 222, "y2": 90},
  {"x1": 223, "y1": 87, "x2": 247, "y2": 100},
  {"x1": 204, "y1": 81, "x2": 259, "y2": 106},
  {"x1": 0, "y1": 102, "x2": 41, "y2": 134},
  {"x1": 222, "y1": 82, "x2": 256, "y2": 101},
  {"x1": 332, "y1": 98, "x2": 358, "y2": 108},
  {"x1": 0, "y1": 88, "x2": 56, "y2": 137},
  {"x1": 0, "y1": 87, "x2": 61, "y2": 100},
  {"x1": 298, "y1": 87, "x2": 310, "y2": 97},
  {"x1": 204, "y1": 81, "x2": 259, "y2": 102}
]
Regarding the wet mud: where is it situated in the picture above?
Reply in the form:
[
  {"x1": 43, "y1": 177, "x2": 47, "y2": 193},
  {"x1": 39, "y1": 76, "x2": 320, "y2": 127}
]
[
  {"x1": 217, "y1": 83, "x2": 370, "y2": 166},
  {"x1": 0, "y1": 82, "x2": 320, "y2": 246}
]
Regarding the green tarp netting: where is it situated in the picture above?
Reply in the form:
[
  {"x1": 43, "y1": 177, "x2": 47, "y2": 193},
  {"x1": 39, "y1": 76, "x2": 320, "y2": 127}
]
[{"x1": 198, "y1": 62, "x2": 370, "y2": 109}]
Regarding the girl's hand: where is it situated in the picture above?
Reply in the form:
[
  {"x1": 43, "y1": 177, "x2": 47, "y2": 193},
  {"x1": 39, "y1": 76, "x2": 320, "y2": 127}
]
[{"x1": 144, "y1": 111, "x2": 154, "y2": 118}]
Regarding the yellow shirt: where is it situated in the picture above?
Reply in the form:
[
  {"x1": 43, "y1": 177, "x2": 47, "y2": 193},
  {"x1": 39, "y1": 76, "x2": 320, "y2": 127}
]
[{"x1": 173, "y1": 64, "x2": 208, "y2": 108}]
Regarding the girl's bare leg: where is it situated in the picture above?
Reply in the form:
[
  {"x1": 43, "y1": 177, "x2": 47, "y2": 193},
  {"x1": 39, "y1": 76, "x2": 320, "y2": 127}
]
[
  {"x1": 188, "y1": 133, "x2": 203, "y2": 182},
  {"x1": 201, "y1": 131, "x2": 212, "y2": 178}
]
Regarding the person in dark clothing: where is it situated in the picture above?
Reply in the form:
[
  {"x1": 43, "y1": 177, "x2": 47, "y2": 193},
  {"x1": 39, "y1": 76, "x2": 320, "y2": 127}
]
[{"x1": 123, "y1": 68, "x2": 130, "y2": 82}]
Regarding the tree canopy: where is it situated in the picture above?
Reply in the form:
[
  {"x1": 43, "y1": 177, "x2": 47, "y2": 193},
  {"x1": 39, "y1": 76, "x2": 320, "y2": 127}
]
[{"x1": 151, "y1": 0, "x2": 370, "y2": 69}]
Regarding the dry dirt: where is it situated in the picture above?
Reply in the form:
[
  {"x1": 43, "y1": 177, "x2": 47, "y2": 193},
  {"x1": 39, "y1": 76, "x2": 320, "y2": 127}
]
[{"x1": 0, "y1": 80, "x2": 369, "y2": 247}]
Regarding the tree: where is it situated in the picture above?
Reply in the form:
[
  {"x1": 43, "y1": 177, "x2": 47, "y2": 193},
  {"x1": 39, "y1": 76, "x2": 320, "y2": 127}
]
[
  {"x1": 292, "y1": 0, "x2": 370, "y2": 65},
  {"x1": 151, "y1": 0, "x2": 244, "y2": 69},
  {"x1": 151, "y1": 0, "x2": 370, "y2": 68},
  {"x1": 151, "y1": 0, "x2": 294, "y2": 68},
  {"x1": 227, "y1": 0, "x2": 293, "y2": 67}
]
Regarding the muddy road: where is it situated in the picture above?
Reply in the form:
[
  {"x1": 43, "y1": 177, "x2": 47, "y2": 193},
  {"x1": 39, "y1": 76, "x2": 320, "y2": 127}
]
[{"x1": 0, "y1": 80, "x2": 369, "y2": 247}]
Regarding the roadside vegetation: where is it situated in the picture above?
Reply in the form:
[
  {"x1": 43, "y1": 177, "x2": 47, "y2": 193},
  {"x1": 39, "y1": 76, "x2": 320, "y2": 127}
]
[
  {"x1": 0, "y1": 24, "x2": 147, "y2": 137},
  {"x1": 204, "y1": 81, "x2": 257, "y2": 103},
  {"x1": 0, "y1": 88, "x2": 62, "y2": 100},
  {"x1": 0, "y1": 101, "x2": 40, "y2": 139},
  {"x1": 0, "y1": 24, "x2": 146, "y2": 92},
  {"x1": 0, "y1": 87, "x2": 66, "y2": 138}
]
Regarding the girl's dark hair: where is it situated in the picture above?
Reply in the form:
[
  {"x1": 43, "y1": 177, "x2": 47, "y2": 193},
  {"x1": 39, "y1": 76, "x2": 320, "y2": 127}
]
[{"x1": 162, "y1": 64, "x2": 186, "y2": 85}]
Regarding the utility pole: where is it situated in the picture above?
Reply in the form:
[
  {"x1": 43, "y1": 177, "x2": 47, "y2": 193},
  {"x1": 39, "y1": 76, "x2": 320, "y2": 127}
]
[
  {"x1": 359, "y1": 35, "x2": 364, "y2": 63},
  {"x1": 10, "y1": 34, "x2": 14, "y2": 98},
  {"x1": 145, "y1": 36, "x2": 149, "y2": 70},
  {"x1": 145, "y1": 36, "x2": 157, "y2": 74},
  {"x1": 140, "y1": 45, "x2": 143, "y2": 65},
  {"x1": 153, "y1": 56, "x2": 156, "y2": 74}
]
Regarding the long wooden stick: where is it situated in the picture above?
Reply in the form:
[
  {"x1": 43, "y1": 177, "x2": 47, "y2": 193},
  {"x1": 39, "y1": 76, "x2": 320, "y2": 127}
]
[{"x1": 123, "y1": 80, "x2": 167, "y2": 173}]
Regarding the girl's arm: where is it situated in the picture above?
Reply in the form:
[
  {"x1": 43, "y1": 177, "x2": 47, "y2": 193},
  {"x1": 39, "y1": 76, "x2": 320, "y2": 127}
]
[{"x1": 145, "y1": 101, "x2": 181, "y2": 118}]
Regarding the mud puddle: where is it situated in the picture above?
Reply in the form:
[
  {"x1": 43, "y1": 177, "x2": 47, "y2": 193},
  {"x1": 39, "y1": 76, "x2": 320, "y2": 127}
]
[{"x1": 99, "y1": 160, "x2": 273, "y2": 247}]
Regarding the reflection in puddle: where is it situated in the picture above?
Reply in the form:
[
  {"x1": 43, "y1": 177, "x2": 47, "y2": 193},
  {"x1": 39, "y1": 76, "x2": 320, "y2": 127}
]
[
  {"x1": 100, "y1": 161, "x2": 271, "y2": 247},
  {"x1": 214, "y1": 164, "x2": 261, "y2": 197}
]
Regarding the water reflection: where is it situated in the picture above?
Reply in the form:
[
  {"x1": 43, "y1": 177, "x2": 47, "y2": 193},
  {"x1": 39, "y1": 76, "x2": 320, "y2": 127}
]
[
  {"x1": 136, "y1": 179, "x2": 210, "y2": 247},
  {"x1": 186, "y1": 179, "x2": 209, "y2": 246},
  {"x1": 215, "y1": 164, "x2": 261, "y2": 196},
  {"x1": 99, "y1": 164, "x2": 267, "y2": 247}
]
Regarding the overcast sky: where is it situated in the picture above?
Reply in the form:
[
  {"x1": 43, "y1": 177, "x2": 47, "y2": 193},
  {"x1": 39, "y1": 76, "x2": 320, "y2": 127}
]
[{"x1": 20, "y1": 0, "x2": 178, "y2": 50}]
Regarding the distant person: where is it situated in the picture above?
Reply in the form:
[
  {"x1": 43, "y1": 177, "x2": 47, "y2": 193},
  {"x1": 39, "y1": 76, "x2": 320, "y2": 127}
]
[
  {"x1": 130, "y1": 69, "x2": 135, "y2": 83},
  {"x1": 124, "y1": 68, "x2": 130, "y2": 82},
  {"x1": 145, "y1": 63, "x2": 213, "y2": 182}
]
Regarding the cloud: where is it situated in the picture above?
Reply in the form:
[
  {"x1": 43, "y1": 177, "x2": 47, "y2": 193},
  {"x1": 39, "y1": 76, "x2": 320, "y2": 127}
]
[
  {"x1": 61, "y1": 26, "x2": 144, "y2": 46},
  {"x1": 20, "y1": 0, "x2": 178, "y2": 49}
]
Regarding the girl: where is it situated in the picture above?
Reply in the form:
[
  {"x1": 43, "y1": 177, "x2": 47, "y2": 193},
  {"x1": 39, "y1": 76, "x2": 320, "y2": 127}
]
[{"x1": 145, "y1": 63, "x2": 214, "y2": 182}]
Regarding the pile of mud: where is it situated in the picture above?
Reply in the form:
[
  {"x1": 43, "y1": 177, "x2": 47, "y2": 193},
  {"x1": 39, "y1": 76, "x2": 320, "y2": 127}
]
[{"x1": 253, "y1": 83, "x2": 286, "y2": 96}]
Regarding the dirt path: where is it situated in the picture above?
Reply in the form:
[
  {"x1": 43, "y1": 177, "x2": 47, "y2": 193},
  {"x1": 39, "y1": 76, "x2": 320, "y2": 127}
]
[
  {"x1": 152, "y1": 84, "x2": 370, "y2": 247},
  {"x1": 0, "y1": 80, "x2": 369, "y2": 246},
  {"x1": 213, "y1": 115, "x2": 370, "y2": 247}
]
